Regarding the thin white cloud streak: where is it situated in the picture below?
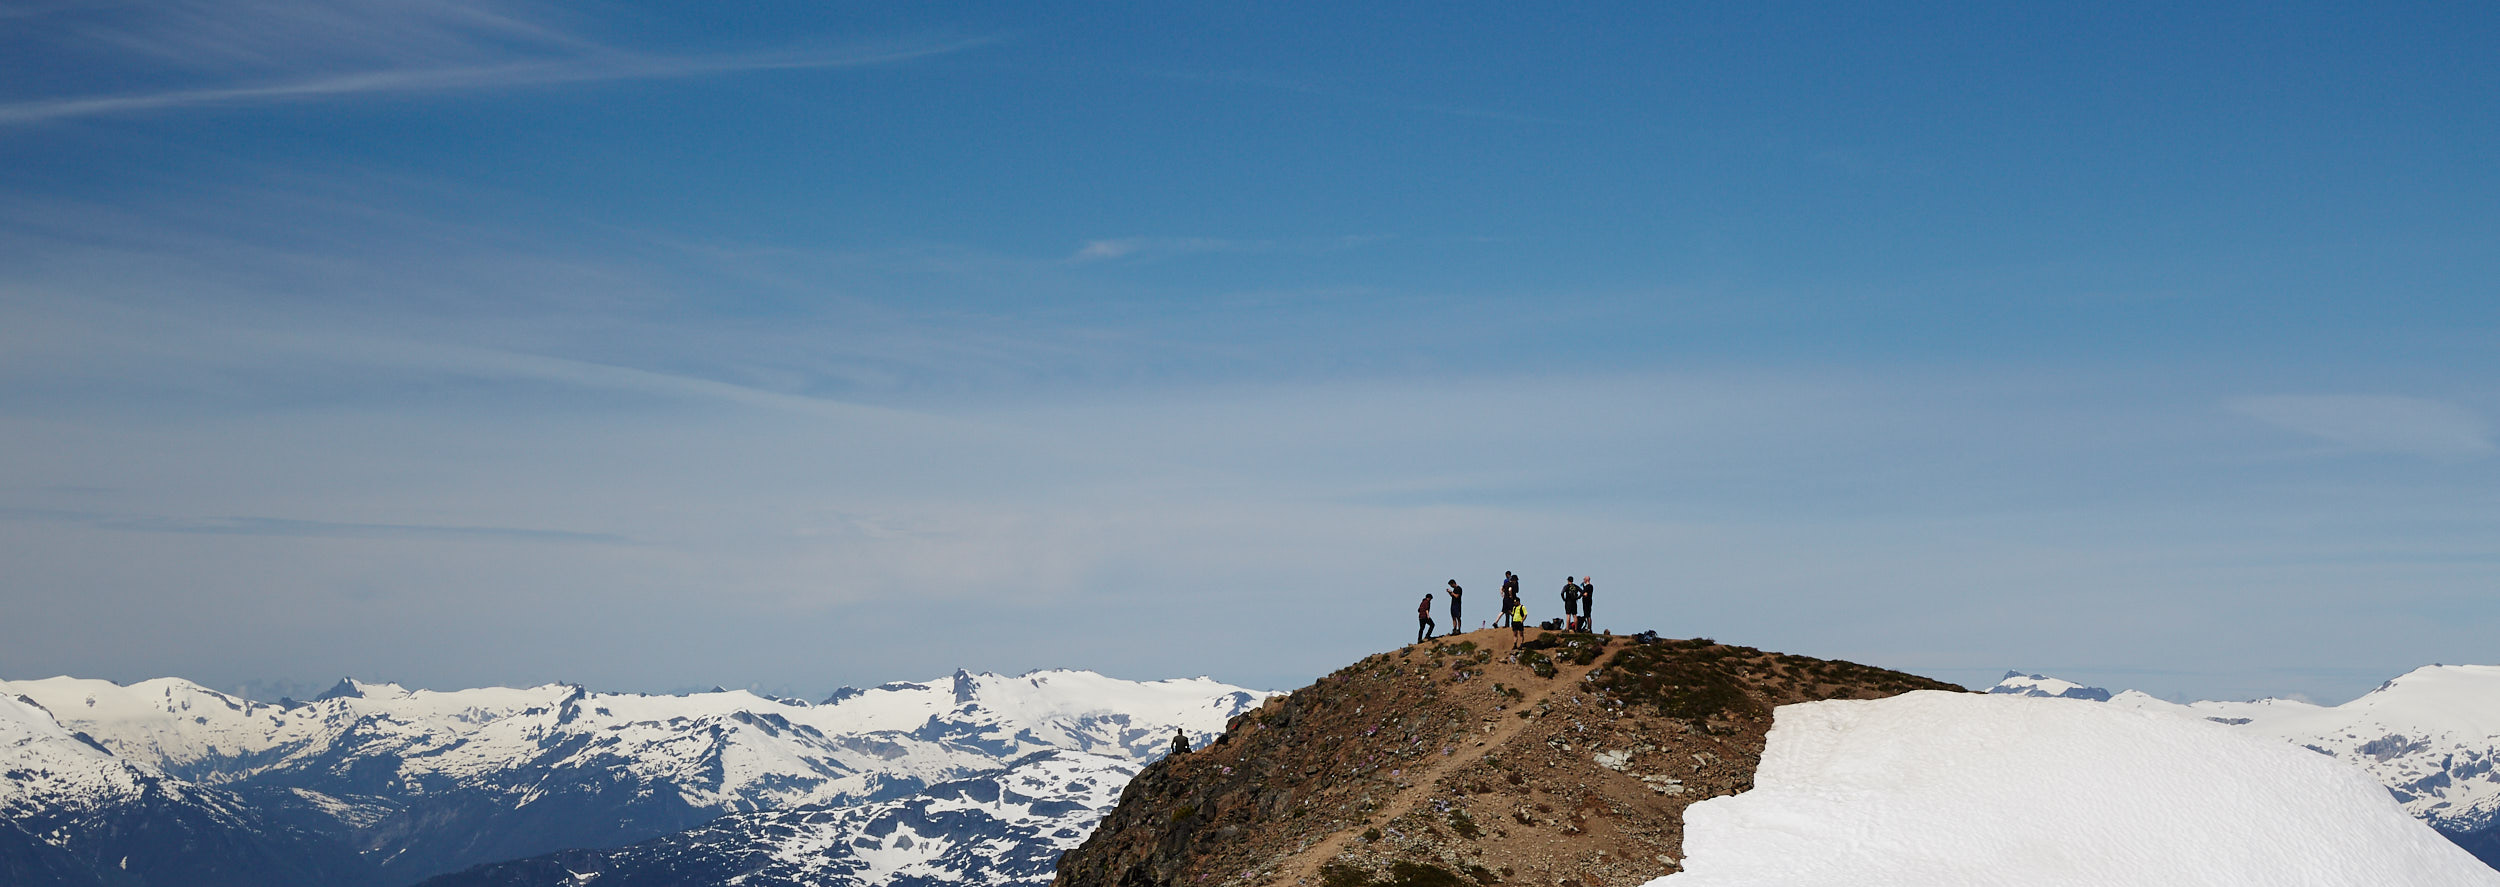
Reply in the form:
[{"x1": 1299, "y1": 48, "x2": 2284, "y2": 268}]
[
  {"x1": 5, "y1": 295, "x2": 970, "y2": 430},
  {"x1": 2229, "y1": 394, "x2": 2493, "y2": 459},
  {"x1": 0, "y1": 38, "x2": 997, "y2": 125},
  {"x1": 1069, "y1": 236, "x2": 1265, "y2": 263},
  {"x1": 1067, "y1": 234, "x2": 1391, "y2": 263},
  {"x1": 0, "y1": 507, "x2": 628, "y2": 543},
  {"x1": 328, "y1": 335, "x2": 956, "y2": 424},
  {"x1": 62, "y1": 0, "x2": 605, "y2": 71},
  {"x1": 0, "y1": 177, "x2": 1142, "y2": 403}
]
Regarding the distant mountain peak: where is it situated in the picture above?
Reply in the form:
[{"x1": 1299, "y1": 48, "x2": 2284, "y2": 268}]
[
  {"x1": 1988, "y1": 671, "x2": 2113, "y2": 702},
  {"x1": 313, "y1": 677, "x2": 364, "y2": 700}
]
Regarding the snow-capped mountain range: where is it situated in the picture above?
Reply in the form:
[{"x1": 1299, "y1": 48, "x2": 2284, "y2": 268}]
[
  {"x1": 1990, "y1": 665, "x2": 2500, "y2": 867},
  {"x1": 2, "y1": 692, "x2": 363, "y2": 886},
  {"x1": 1, "y1": 669, "x2": 1271, "y2": 887}
]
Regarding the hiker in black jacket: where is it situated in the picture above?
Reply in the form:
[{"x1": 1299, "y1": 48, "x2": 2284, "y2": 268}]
[
  {"x1": 1417, "y1": 593, "x2": 1437, "y2": 643},
  {"x1": 1447, "y1": 580, "x2": 1464, "y2": 632},
  {"x1": 1580, "y1": 576, "x2": 1595, "y2": 633},
  {"x1": 1561, "y1": 577, "x2": 1582, "y2": 631},
  {"x1": 1497, "y1": 572, "x2": 1519, "y2": 627}
]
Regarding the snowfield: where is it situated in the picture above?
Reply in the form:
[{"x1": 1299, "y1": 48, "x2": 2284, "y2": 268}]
[
  {"x1": 2106, "y1": 665, "x2": 2500, "y2": 839},
  {"x1": 1655, "y1": 691, "x2": 2500, "y2": 887},
  {"x1": 1985, "y1": 664, "x2": 2500, "y2": 860}
]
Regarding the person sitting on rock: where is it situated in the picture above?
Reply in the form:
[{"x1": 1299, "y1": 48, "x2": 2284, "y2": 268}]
[{"x1": 1172, "y1": 726, "x2": 1191, "y2": 755}]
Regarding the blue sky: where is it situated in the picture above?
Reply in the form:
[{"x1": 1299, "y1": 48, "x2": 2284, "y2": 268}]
[{"x1": 2, "y1": 1, "x2": 2495, "y2": 703}]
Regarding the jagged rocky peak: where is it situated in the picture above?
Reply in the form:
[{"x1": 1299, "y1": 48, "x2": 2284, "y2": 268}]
[
  {"x1": 313, "y1": 676, "x2": 365, "y2": 700},
  {"x1": 1053, "y1": 630, "x2": 1962, "y2": 887}
]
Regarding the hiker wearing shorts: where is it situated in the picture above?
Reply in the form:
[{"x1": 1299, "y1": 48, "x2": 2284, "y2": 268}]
[
  {"x1": 1447, "y1": 580, "x2": 1464, "y2": 632},
  {"x1": 1509, "y1": 601, "x2": 1528, "y2": 645},
  {"x1": 1561, "y1": 577, "x2": 1582, "y2": 631}
]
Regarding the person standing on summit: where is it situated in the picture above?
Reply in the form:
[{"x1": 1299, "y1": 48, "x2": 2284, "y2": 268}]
[
  {"x1": 1447, "y1": 580, "x2": 1464, "y2": 632},
  {"x1": 1561, "y1": 577, "x2": 1582, "y2": 632},
  {"x1": 1580, "y1": 576, "x2": 1595, "y2": 633},
  {"x1": 1418, "y1": 592, "x2": 1437, "y2": 644}
]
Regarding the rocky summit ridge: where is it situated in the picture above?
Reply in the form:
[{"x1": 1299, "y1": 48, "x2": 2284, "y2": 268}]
[{"x1": 1053, "y1": 629, "x2": 1962, "y2": 887}]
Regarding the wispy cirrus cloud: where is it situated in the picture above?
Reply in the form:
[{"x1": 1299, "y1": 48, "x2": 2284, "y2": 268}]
[
  {"x1": 0, "y1": 0, "x2": 993, "y2": 125},
  {"x1": 48, "y1": 0, "x2": 601, "y2": 71},
  {"x1": 0, "y1": 507, "x2": 628, "y2": 544},
  {"x1": 2229, "y1": 394, "x2": 2494, "y2": 459},
  {"x1": 0, "y1": 39, "x2": 995, "y2": 126}
]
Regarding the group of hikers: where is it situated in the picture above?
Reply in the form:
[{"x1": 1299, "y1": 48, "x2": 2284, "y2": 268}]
[{"x1": 1416, "y1": 571, "x2": 1596, "y2": 645}]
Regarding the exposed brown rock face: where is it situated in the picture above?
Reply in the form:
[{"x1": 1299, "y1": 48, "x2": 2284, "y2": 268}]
[{"x1": 1053, "y1": 630, "x2": 1962, "y2": 887}]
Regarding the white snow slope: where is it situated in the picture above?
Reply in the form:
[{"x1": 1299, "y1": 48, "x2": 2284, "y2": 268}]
[
  {"x1": 1990, "y1": 666, "x2": 2500, "y2": 839},
  {"x1": 2110, "y1": 666, "x2": 2500, "y2": 835},
  {"x1": 1656, "y1": 691, "x2": 2500, "y2": 887},
  {"x1": 1, "y1": 692, "x2": 159, "y2": 818}
]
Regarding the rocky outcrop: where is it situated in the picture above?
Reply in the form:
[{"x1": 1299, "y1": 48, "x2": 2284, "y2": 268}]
[{"x1": 1053, "y1": 631, "x2": 1962, "y2": 887}]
